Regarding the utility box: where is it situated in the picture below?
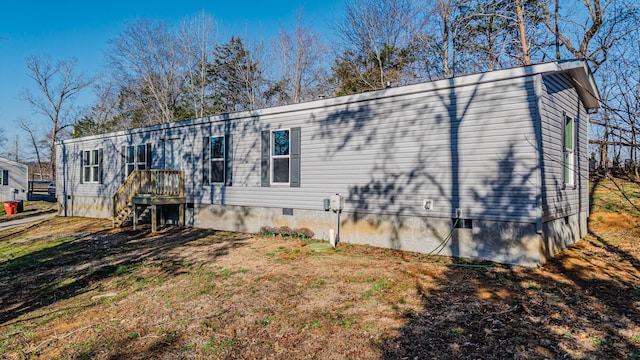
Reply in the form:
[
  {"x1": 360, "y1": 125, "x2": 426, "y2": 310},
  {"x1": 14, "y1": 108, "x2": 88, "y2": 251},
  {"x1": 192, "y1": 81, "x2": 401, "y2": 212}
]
[
  {"x1": 330, "y1": 194, "x2": 344, "y2": 211},
  {"x1": 323, "y1": 198, "x2": 331, "y2": 211}
]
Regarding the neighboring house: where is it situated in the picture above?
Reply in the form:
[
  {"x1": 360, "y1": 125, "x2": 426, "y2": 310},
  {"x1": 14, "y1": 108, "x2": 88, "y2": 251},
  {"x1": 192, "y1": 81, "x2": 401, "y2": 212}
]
[
  {"x1": 56, "y1": 59, "x2": 599, "y2": 266},
  {"x1": 0, "y1": 157, "x2": 28, "y2": 202}
]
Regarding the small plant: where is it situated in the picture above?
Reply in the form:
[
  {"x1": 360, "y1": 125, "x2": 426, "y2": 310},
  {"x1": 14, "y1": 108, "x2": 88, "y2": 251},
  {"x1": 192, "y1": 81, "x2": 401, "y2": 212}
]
[
  {"x1": 259, "y1": 226, "x2": 314, "y2": 238},
  {"x1": 311, "y1": 279, "x2": 326, "y2": 288},
  {"x1": 256, "y1": 316, "x2": 274, "y2": 326},
  {"x1": 296, "y1": 227, "x2": 314, "y2": 238},
  {"x1": 324, "y1": 310, "x2": 353, "y2": 328},
  {"x1": 311, "y1": 319, "x2": 322, "y2": 328},
  {"x1": 115, "y1": 263, "x2": 142, "y2": 276},
  {"x1": 204, "y1": 338, "x2": 235, "y2": 354},
  {"x1": 278, "y1": 226, "x2": 293, "y2": 236},
  {"x1": 362, "y1": 278, "x2": 391, "y2": 299}
]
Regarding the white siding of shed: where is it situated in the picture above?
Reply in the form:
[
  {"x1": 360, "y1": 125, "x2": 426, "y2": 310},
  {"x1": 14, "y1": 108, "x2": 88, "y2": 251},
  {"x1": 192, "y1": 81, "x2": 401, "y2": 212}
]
[{"x1": 0, "y1": 158, "x2": 28, "y2": 202}]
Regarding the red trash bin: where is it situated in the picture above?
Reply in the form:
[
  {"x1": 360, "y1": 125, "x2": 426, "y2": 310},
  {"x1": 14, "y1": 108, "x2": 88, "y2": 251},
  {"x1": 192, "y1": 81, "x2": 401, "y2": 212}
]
[{"x1": 3, "y1": 201, "x2": 18, "y2": 215}]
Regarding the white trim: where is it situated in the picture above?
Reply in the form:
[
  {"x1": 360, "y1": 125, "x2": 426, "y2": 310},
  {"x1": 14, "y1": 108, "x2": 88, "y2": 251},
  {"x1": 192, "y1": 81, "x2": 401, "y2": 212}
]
[
  {"x1": 270, "y1": 128, "x2": 291, "y2": 185},
  {"x1": 125, "y1": 144, "x2": 147, "y2": 177},
  {"x1": 563, "y1": 114, "x2": 576, "y2": 187},
  {"x1": 82, "y1": 149, "x2": 100, "y2": 184},
  {"x1": 210, "y1": 135, "x2": 225, "y2": 184}
]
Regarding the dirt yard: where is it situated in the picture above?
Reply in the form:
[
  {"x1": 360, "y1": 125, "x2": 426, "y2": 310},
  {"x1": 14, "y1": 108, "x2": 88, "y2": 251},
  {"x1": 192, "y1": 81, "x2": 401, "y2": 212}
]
[{"x1": 0, "y1": 177, "x2": 638, "y2": 359}]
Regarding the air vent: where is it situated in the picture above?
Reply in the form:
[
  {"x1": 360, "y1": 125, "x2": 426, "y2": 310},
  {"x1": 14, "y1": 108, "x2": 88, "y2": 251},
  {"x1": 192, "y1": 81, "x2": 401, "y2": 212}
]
[{"x1": 452, "y1": 218, "x2": 473, "y2": 229}]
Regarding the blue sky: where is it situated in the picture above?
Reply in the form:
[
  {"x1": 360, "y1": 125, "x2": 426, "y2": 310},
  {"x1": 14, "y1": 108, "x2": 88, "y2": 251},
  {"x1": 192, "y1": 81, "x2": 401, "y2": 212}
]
[{"x1": 0, "y1": 0, "x2": 343, "y2": 158}]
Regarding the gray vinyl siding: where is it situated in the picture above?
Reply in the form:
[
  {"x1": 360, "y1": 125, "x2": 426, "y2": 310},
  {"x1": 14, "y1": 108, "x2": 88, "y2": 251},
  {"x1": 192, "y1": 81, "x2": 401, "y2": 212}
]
[
  {"x1": 539, "y1": 73, "x2": 589, "y2": 221},
  {"x1": 0, "y1": 158, "x2": 28, "y2": 202},
  {"x1": 58, "y1": 72, "x2": 548, "y2": 224}
]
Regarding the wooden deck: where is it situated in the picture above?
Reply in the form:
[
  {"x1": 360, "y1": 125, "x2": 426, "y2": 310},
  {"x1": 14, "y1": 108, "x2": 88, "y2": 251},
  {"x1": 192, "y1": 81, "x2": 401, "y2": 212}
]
[
  {"x1": 113, "y1": 170, "x2": 185, "y2": 232},
  {"x1": 132, "y1": 195, "x2": 186, "y2": 232}
]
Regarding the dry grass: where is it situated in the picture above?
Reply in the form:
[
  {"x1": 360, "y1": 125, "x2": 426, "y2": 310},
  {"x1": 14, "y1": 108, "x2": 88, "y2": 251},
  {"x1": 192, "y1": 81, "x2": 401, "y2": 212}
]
[{"x1": 0, "y1": 178, "x2": 638, "y2": 359}]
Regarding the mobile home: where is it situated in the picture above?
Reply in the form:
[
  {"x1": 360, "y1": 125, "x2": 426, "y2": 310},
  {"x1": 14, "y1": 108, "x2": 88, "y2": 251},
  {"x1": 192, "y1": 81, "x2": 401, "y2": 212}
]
[
  {"x1": 0, "y1": 157, "x2": 28, "y2": 202},
  {"x1": 56, "y1": 59, "x2": 599, "y2": 266}
]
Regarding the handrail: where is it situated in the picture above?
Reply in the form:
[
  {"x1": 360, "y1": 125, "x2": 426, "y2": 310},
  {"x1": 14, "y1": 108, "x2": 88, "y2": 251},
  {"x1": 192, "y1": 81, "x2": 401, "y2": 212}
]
[{"x1": 113, "y1": 170, "x2": 184, "y2": 220}]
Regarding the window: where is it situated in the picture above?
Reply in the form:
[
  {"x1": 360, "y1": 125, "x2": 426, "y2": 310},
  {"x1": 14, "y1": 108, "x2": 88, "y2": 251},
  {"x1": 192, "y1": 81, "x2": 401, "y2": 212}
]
[
  {"x1": 210, "y1": 136, "x2": 225, "y2": 183},
  {"x1": 203, "y1": 135, "x2": 232, "y2": 185},
  {"x1": 261, "y1": 128, "x2": 300, "y2": 188},
  {"x1": 80, "y1": 149, "x2": 102, "y2": 184},
  {"x1": 272, "y1": 129, "x2": 290, "y2": 184},
  {"x1": 126, "y1": 144, "x2": 147, "y2": 177},
  {"x1": 82, "y1": 150, "x2": 100, "y2": 183},
  {"x1": 564, "y1": 114, "x2": 575, "y2": 186},
  {"x1": 0, "y1": 169, "x2": 7, "y2": 186}
]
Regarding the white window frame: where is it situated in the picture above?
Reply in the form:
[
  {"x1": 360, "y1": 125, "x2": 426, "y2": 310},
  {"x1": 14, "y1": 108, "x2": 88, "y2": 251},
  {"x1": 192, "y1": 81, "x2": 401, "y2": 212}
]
[
  {"x1": 0, "y1": 169, "x2": 4, "y2": 185},
  {"x1": 563, "y1": 114, "x2": 575, "y2": 187},
  {"x1": 271, "y1": 129, "x2": 291, "y2": 185},
  {"x1": 126, "y1": 144, "x2": 147, "y2": 177},
  {"x1": 83, "y1": 150, "x2": 100, "y2": 183},
  {"x1": 210, "y1": 136, "x2": 225, "y2": 184}
]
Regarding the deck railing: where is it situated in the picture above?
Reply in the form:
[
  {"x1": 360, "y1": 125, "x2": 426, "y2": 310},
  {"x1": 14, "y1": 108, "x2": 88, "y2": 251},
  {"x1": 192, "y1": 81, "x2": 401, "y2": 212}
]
[{"x1": 113, "y1": 170, "x2": 184, "y2": 219}]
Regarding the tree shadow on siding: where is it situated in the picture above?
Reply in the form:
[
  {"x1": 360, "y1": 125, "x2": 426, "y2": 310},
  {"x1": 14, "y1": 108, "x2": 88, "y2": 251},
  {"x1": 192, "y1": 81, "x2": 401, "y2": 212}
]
[{"x1": 312, "y1": 94, "x2": 449, "y2": 250}]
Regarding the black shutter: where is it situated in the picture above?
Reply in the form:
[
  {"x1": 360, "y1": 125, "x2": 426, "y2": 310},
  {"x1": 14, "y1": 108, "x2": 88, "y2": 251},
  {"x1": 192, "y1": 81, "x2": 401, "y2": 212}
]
[
  {"x1": 225, "y1": 134, "x2": 233, "y2": 186},
  {"x1": 120, "y1": 145, "x2": 126, "y2": 183},
  {"x1": 98, "y1": 149, "x2": 104, "y2": 184},
  {"x1": 290, "y1": 127, "x2": 301, "y2": 187},
  {"x1": 203, "y1": 137, "x2": 210, "y2": 184},
  {"x1": 2, "y1": 170, "x2": 8, "y2": 185},
  {"x1": 146, "y1": 143, "x2": 152, "y2": 170},
  {"x1": 79, "y1": 151, "x2": 84, "y2": 184},
  {"x1": 261, "y1": 130, "x2": 270, "y2": 187}
]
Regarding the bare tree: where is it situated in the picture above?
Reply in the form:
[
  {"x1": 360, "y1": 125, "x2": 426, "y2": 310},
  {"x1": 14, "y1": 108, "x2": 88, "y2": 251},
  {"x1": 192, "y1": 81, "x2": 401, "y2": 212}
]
[
  {"x1": 21, "y1": 55, "x2": 93, "y2": 179},
  {"x1": 542, "y1": 0, "x2": 638, "y2": 72},
  {"x1": 335, "y1": 0, "x2": 415, "y2": 93},
  {"x1": 439, "y1": 0, "x2": 453, "y2": 77},
  {"x1": 6, "y1": 134, "x2": 21, "y2": 162},
  {"x1": 108, "y1": 19, "x2": 187, "y2": 125},
  {"x1": 273, "y1": 9, "x2": 328, "y2": 104},
  {"x1": 590, "y1": 44, "x2": 640, "y2": 176},
  {"x1": 19, "y1": 120, "x2": 45, "y2": 180},
  {"x1": 180, "y1": 11, "x2": 218, "y2": 118},
  {"x1": 454, "y1": 0, "x2": 547, "y2": 70},
  {"x1": 0, "y1": 128, "x2": 6, "y2": 154},
  {"x1": 542, "y1": 0, "x2": 640, "y2": 173},
  {"x1": 514, "y1": 0, "x2": 531, "y2": 65},
  {"x1": 73, "y1": 79, "x2": 123, "y2": 137}
]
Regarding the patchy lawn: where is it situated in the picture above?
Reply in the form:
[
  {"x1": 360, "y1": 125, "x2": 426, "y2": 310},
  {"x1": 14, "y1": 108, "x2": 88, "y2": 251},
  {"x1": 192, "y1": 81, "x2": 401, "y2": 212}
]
[{"x1": 0, "y1": 179, "x2": 638, "y2": 359}]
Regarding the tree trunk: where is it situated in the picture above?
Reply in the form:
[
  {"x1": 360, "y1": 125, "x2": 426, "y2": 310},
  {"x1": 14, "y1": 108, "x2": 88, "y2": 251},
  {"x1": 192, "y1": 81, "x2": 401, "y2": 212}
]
[{"x1": 515, "y1": 0, "x2": 531, "y2": 65}]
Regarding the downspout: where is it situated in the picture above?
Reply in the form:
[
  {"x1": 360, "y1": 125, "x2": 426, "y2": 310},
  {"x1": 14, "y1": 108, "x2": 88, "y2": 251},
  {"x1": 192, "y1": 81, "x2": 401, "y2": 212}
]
[{"x1": 62, "y1": 141, "x2": 68, "y2": 217}]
